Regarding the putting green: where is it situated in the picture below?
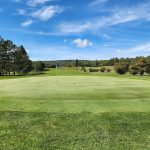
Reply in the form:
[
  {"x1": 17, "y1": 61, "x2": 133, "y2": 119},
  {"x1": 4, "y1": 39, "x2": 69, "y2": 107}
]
[
  {"x1": 0, "y1": 76, "x2": 150, "y2": 150},
  {"x1": 0, "y1": 76, "x2": 150, "y2": 113}
]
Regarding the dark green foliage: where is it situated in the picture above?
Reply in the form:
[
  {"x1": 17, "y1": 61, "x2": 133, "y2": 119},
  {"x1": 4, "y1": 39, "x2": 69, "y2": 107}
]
[
  {"x1": 33, "y1": 61, "x2": 45, "y2": 73},
  {"x1": 100, "y1": 67, "x2": 106, "y2": 72},
  {"x1": 43, "y1": 60, "x2": 102, "y2": 68},
  {"x1": 129, "y1": 59, "x2": 150, "y2": 76},
  {"x1": 75, "y1": 59, "x2": 79, "y2": 67},
  {"x1": 42, "y1": 56, "x2": 150, "y2": 69},
  {"x1": 145, "y1": 63, "x2": 150, "y2": 74},
  {"x1": 106, "y1": 68, "x2": 111, "y2": 72},
  {"x1": 81, "y1": 66, "x2": 86, "y2": 72},
  {"x1": 115, "y1": 62, "x2": 129, "y2": 75},
  {"x1": 0, "y1": 36, "x2": 32, "y2": 76},
  {"x1": 89, "y1": 68, "x2": 99, "y2": 72},
  {"x1": 129, "y1": 65, "x2": 139, "y2": 75}
]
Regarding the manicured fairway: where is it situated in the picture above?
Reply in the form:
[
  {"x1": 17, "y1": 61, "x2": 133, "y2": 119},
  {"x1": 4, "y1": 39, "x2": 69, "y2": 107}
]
[{"x1": 0, "y1": 75, "x2": 150, "y2": 149}]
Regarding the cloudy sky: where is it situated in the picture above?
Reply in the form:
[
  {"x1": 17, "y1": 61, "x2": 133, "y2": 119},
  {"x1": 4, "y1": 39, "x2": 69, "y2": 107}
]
[{"x1": 0, "y1": 0, "x2": 150, "y2": 60}]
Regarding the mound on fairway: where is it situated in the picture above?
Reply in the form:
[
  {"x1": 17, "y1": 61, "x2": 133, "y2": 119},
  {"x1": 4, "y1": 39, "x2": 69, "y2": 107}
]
[{"x1": 0, "y1": 76, "x2": 150, "y2": 149}]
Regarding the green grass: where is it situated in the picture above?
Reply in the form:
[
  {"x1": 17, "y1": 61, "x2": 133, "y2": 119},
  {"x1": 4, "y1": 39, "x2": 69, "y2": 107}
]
[
  {"x1": 0, "y1": 69, "x2": 150, "y2": 149},
  {"x1": 42, "y1": 67, "x2": 150, "y2": 81}
]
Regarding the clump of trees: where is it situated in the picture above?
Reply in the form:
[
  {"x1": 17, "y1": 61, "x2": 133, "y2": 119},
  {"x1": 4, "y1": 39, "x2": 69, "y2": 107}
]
[
  {"x1": 129, "y1": 59, "x2": 150, "y2": 76},
  {"x1": 88, "y1": 67, "x2": 111, "y2": 73},
  {"x1": 33, "y1": 61, "x2": 45, "y2": 74},
  {"x1": 0, "y1": 36, "x2": 32, "y2": 76},
  {"x1": 106, "y1": 68, "x2": 112, "y2": 73},
  {"x1": 114, "y1": 62, "x2": 129, "y2": 75},
  {"x1": 115, "y1": 58, "x2": 150, "y2": 76},
  {"x1": 99, "y1": 67, "x2": 106, "y2": 72},
  {"x1": 89, "y1": 68, "x2": 99, "y2": 72},
  {"x1": 42, "y1": 56, "x2": 150, "y2": 68},
  {"x1": 81, "y1": 66, "x2": 87, "y2": 72}
]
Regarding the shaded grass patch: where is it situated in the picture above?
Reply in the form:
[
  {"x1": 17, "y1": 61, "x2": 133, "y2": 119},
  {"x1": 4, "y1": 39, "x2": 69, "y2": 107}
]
[{"x1": 0, "y1": 111, "x2": 150, "y2": 150}]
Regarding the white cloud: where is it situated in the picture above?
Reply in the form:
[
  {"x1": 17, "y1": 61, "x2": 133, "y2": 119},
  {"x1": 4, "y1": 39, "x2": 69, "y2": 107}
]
[
  {"x1": 102, "y1": 33, "x2": 111, "y2": 39},
  {"x1": 13, "y1": 0, "x2": 53, "y2": 6},
  {"x1": 21, "y1": 19, "x2": 33, "y2": 27},
  {"x1": 115, "y1": 42, "x2": 150, "y2": 58},
  {"x1": 17, "y1": 9, "x2": 26, "y2": 15},
  {"x1": 30, "y1": 5, "x2": 63, "y2": 21},
  {"x1": 27, "y1": 0, "x2": 53, "y2": 7},
  {"x1": 72, "y1": 38, "x2": 93, "y2": 48},
  {"x1": 57, "y1": 22, "x2": 91, "y2": 34},
  {"x1": 57, "y1": 1, "x2": 150, "y2": 35},
  {"x1": 127, "y1": 43, "x2": 150, "y2": 53},
  {"x1": 13, "y1": 0, "x2": 22, "y2": 2},
  {"x1": 103, "y1": 44, "x2": 111, "y2": 47},
  {"x1": 89, "y1": 0, "x2": 108, "y2": 7}
]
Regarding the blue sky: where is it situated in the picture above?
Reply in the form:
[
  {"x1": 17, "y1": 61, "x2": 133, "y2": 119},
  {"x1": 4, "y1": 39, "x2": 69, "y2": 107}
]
[{"x1": 0, "y1": 0, "x2": 150, "y2": 60}]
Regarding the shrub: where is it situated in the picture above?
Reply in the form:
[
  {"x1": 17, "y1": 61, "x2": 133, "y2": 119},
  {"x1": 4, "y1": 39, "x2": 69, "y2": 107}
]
[
  {"x1": 145, "y1": 62, "x2": 150, "y2": 74},
  {"x1": 89, "y1": 68, "x2": 99, "y2": 72},
  {"x1": 81, "y1": 66, "x2": 86, "y2": 72},
  {"x1": 139, "y1": 68, "x2": 145, "y2": 76},
  {"x1": 129, "y1": 65, "x2": 139, "y2": 75},
  {"x1": 100, "y1": 67, "x2": 106, "y2": 72},
  {"x1": 129, "y1": 59, "x2": 150, "y2": 76},
  {"x1": 114, "y1": 62, "x2": 129, "y2": 75},
  {"x1": 106, "y1": 68, "x2": 112, "y2": 73}
]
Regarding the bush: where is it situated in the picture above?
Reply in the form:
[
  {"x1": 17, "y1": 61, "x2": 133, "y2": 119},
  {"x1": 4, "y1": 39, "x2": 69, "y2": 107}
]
[
  {"x1": 139, "y1": 68, "x2": 145, "y2": 76},
  {"x1": 89, "y1": 68, "x2": 99, "y2": 72},
  {"x1": 81, "y1": 66, "x2": 86, "y2": 72},
  {"x1": 106, "y1": 68, "x2": 112, "y2": 73},
  {"x1": 129, "y1": 65, "x2": 139, "y2": 75},
  {"x1": 100, "y1": 67, "x2": 106, "y2": 72},
  {"x1": 129, "y1": 59, "x2": 150, "y2": 76},
  {"x1": 114, "y1": 62, "x2": 129, "y2": 75},
  {"x1": 145, "y1": 62, "x2": 150, "y2": 74}
]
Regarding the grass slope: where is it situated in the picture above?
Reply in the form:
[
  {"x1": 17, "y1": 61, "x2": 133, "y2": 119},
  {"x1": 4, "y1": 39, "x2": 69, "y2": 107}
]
[{"x1": 0, "y1": 74, "x2": 150, "y2": 149}]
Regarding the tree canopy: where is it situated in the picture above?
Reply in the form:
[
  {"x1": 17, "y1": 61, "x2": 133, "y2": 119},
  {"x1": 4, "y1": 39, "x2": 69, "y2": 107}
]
[{"x1": 0, "y1": 36, "x2": 32, "y2": 76}]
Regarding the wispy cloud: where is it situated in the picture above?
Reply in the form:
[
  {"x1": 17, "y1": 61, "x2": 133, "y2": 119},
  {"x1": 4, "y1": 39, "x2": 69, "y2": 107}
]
[
  {"x1": 72, "y1": 38, "x2": 93, "y2": 48},
  {"x1": 102, "y1": 33, "x2": 111, "y2": 40},
  {"x1": 127, "y1": 42, "x2": 150, "y2": 53},
  {"x1": 89, "y1": 0, "x2": 108, "y2": 7},
  {"x1": 13, "y1": 0, "x2": 22, "y2": 2},
  {"x1": 57, "y1": 22, "x2": 91, "y2": 34},
  {"x1": 57, "y1": 1, "x2": 150, "y2": 35},
  {"x1": 30, "y1": 5, "x2": 63, "y2": 21},
  {"x1": 13, "y1": 0, "x2": 55, "y2": 6},
  {"x1": 13, "y1": 0, "x2": 64, "y2": 26},
  {"x1": 17, "y1": 9, "x2": 26, "y2": 15},
  {"x1": 114, "y1": 42, "x2": 150, "y2": 58},
  {"x1": 27, "y1": 0, "x2": 54, "y2": 7},
  {"x1": 21, "y1": 19, "x2": 33, "y2": 27}
]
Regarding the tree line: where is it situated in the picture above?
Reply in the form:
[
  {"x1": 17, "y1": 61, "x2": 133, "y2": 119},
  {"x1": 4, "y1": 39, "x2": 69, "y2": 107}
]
[
  {"x1": 1, "y1": 36, "x2": 150, "y2": 76},
  {"x1": 43, "y1": 56, "x2": 150, "y2": 68},
  {"x1": 0, "y1": 36, "x2": 45, "y2": 76},
  {"x1": 114, "y1": 58, "x2": 150, "y2": 76},
  {"x1": 84, "y1": 57, "x2": 150, "y2": 76}
]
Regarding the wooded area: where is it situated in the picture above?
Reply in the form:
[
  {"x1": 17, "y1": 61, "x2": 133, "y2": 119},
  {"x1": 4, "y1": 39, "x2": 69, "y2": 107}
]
[{"x1": 1, "y1": 36, "x2": 150, "y2": 76}]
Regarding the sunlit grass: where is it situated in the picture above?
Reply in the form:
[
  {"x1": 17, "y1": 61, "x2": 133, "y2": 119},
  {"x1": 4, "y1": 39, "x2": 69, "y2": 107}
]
[{"x1": 0, "y1": 71, "x2": 150, "y2": 149}]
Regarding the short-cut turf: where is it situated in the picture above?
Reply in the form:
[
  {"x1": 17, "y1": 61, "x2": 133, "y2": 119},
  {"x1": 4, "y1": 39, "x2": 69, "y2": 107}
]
[{"x1": 0, "y1": 75, "x2": 150, "y2": 149}]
